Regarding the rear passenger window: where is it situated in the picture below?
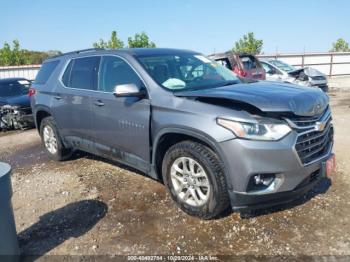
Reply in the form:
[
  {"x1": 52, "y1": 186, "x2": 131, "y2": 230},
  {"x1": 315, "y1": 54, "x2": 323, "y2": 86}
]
[
  {"x1": 34, "y1": 60, "x2": 59, "y2": 84},
  {"x1": 98, "y1": 56, "x2": 142, "y2": 92},
  {"x1": 240, "y1": 55, "x2": 258, "y2": 70},
  {"x1": 215, "y1": 58, "x2": 232, "y2": 70},
  {"x1": 62, "y1": 56, "x2": 100, "y2": 90}
]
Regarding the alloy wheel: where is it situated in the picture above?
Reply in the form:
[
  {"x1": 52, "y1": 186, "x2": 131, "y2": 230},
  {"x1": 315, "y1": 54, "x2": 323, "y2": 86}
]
[
  {"x1": 170, "y1": 157, "x2": 211, "y2": 207},
  {"x1": 43, "y1": 125, "x2": 58, "y2": 154}
]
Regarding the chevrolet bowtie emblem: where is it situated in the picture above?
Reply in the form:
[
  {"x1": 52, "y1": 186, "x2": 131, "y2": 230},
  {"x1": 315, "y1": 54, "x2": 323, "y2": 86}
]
[
  {"x1": 315, "y1": 121, "x2": 326, "y2": 132},
  {"x1": 313, "y1": 103, "x2": 322, "y2": 115}
]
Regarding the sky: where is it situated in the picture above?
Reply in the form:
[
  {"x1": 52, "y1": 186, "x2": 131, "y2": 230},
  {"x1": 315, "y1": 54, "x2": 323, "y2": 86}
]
[{"x1": 0, "y1": 0, "x2": 349, "y2": 55}]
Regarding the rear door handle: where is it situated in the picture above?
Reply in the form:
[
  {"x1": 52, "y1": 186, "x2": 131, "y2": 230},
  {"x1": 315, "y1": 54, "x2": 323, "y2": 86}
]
[
  {"x1": 54, "y1": 95, "x2": 62, "y2": 100},
  {"x1": 94, "y1": 100, "x2": 105, "y2": 107}
]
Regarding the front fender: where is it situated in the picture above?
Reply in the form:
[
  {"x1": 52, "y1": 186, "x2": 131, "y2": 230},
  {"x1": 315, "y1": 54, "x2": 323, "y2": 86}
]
[{"x1": 151, "y1": 126, "x2": 234, "y2": 190}]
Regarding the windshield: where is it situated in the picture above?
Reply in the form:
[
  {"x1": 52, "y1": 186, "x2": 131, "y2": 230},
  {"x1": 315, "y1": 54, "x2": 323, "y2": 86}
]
[
  {"x1": 0, "y1": 80, "x2": 30, "y2": 98},
  {"x1": 269, "y1": 60, "x2": 296, "y2": 73},
  {"x1": 137, "y1": 54, "x2": 240, "y2": 91}
]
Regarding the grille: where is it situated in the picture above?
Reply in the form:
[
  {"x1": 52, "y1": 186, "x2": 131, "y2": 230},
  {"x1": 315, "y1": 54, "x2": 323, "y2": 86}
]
[{"x1": 287, "y1": 107, "x2": 334, "y2": 165}]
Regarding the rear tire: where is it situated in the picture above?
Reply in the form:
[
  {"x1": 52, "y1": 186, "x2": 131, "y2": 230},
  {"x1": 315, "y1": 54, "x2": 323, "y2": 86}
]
[
  {"x1": 40, "y1": 116, "x2": 72, "y2": 161},
  {"x1": 162, "y1": 141, "x2": 230, "y2": 219}
]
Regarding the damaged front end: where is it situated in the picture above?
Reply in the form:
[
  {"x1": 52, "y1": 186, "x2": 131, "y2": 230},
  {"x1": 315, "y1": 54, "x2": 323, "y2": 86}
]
[
  {"x1": 288, "y1": 68, "x2": 328, "y2": 92},
  {"x1": 0, "y1": 104, "x2": 34, "y2": 131}
]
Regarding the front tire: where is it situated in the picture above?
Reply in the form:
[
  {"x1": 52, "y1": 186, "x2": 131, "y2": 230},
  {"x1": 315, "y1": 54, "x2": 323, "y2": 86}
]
[
  {"x1": 40, "y1": 116, "x2": 72, "y2": 161},
  {"x1": 162, "y1": 141, "x2": 230, "y2": 219}
]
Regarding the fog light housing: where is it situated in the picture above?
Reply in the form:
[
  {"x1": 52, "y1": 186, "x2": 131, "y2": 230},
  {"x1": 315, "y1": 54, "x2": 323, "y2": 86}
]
[{"x1": 247, "y1": 174, "x2": 276, "y2": 192}]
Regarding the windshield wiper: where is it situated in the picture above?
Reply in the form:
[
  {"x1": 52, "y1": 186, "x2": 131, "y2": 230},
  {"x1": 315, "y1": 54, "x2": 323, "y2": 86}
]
[
  {"x1": 178, "y1": 80, "x2": 240, "y2": 92},
  {"x1": 215, "y1": 80, "x2": 240, "y2": 87}
]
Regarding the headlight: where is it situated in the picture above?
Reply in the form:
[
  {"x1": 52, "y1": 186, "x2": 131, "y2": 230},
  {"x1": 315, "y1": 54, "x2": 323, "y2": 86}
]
[{"x1": 217, "y1": 118, "x2": 291, "y2": 141}]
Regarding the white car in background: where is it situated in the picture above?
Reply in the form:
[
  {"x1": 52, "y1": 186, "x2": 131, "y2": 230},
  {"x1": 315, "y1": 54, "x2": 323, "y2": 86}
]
[{"x1": 260, "y1": 59, "x2": 328, "y2": 92}]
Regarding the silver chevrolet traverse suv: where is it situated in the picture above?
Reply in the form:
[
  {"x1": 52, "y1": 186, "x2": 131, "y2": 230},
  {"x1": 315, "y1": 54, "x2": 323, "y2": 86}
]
[{"x1": 30, "y1": 48, "x2": 334, "y2": 219}]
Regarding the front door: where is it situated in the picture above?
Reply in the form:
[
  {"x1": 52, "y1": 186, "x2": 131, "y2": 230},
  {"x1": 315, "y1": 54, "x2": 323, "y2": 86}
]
[{"x1": 91, "y1": 55, "x2": 151, "y2": 172}]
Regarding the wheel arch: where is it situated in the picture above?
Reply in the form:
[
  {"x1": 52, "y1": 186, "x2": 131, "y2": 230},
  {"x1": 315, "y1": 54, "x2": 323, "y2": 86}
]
[
  {"x1": 33, "y1": 105, "x2": 53, "y2": 132},
  {"x1": 151, "y1": 127, "x2": 233, "y2": 190}
]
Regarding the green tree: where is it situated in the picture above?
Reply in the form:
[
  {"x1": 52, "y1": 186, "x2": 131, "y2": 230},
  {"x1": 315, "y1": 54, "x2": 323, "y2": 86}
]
[
  {"x1": 128, "y1": 32, "x2": 156, "y2": 48},
  {"x1": 0, "y1": 42, "x2": 12, "y2": 66},
  {"x1": 232, "y1": 32, "x2": 263, "y2": 55},
  {"x1": 93, "y1": 39, "x2": 108, "y2": 49},
  {"x1": 93, "y1": 31, "x2": 124, "y2": 49},
  {"x1": 330, "y1": 38, "x2": 349, "y2": 52},
  {"x1": 12, "y1": 39, "x2": 24, "y2": 65},
  {"x1": 22, "y1": 50, "x2": 50, "y2": 64},
  {"x1": 47, "y1": 50, "x2": 62, "y2": 57},
  {"x1": 0, "y1": 40, "x2": 57, "y2": 66}
]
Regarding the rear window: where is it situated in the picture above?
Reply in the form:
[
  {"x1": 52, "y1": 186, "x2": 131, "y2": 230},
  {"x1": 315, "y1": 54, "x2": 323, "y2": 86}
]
[
  {"x1": 34, "y1": 60, "x2": 59, "y2": 84},
  {"x1": 62, "y1": 56, "x2": 100, "y2": 90},
  {"x1": 0, "y1": 80, "x2": 31, "y2": 98},
  {"x1": 239, "y1": 55, "x2": 259, "y2": 70}
]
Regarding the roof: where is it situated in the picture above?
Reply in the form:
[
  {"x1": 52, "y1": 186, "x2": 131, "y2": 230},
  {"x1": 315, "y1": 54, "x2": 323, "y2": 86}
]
[
  {"x1": 48, "y1": 48, "x2": 200, "y2": 60},
  {"x1": 208, "y1": 51, "x2": 257, "y2": 59},
  {"x1": 0, "y1": 77, "x2": 29, "y2": 84},
  {"x1": 124, "y1": 48, "x2": 199, "y2": 56}
]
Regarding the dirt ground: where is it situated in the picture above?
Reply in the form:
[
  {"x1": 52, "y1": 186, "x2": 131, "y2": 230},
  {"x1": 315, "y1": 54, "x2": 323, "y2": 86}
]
[{"x1": 1, "y1": 90, "x2": 350, "y2": 258}]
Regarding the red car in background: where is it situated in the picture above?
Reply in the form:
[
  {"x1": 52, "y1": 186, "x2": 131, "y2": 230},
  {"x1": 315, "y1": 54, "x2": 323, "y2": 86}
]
[{"x1": 209, "y1": 52, "x2": 266, "y2": 80}]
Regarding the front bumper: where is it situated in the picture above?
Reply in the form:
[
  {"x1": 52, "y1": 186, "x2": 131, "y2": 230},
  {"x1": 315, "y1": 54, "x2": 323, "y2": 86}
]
[
  {"x1": 20, "y1": 113, "x2": 34, "y2": 123},
  {"x1": 230, "y1": 166, "x2": 326, "y2": 211},
  {"x1": 218, "y1": 131, "x2": 333, "y2": 210}
]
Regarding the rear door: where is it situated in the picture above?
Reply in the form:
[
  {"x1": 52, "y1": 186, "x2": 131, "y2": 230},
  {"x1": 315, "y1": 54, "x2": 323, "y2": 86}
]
[
  {"x1": 90, "y1": 55, "x2": 151, "y2": 172},
  {"x1": 53, "y1": 56, "x2": 100, "y2": 150},
  {"x1": 239, "y1": 55, "x2": 266, "y2": 80}
]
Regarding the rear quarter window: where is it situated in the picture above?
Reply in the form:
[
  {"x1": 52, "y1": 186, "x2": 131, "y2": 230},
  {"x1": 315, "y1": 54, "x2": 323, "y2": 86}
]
[
  {"x1": 34, "y1": 60, "x2": 60, "y2": 84},
  {"x1": 215, "y1": 58, "x2": 232, "y2": 70},
  {"x1": 239, "y1": 55, "x2": 261, "y2": 70}
]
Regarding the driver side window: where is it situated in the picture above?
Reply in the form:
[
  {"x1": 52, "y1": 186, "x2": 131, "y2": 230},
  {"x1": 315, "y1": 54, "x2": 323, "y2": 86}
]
[
  {"x1": 98, "y1": 56, "x2": 142, "y2": 93},
  {"x1": 262, "y1": 63, "x2": 279, "y2": 75}
]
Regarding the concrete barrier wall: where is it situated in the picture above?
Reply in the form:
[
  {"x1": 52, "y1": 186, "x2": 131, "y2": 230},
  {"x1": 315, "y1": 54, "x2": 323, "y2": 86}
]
[
  {"x1": 1, "y1": 52, "x2": 350, "y2": 86},
  {"x1": 258, "y1": 52, "x2": 350, "y2": 77},
  {"x1": 0, "y1": 65, "x2": 41, "y2": 80}
]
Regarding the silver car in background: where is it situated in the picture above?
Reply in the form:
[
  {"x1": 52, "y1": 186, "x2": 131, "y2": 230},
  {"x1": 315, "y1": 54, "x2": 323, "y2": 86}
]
[{"x1": 260, "y1": 59, "x2": 329, "y2": 92}]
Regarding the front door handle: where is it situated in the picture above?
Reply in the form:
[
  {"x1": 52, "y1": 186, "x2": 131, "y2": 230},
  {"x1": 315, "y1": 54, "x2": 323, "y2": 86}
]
[
  {"x1": 54, "y1": 95, "x2": 62, "y2": 100},
  {"x1": 94, "y1": 100, "x2": 105, "y2": 107}
]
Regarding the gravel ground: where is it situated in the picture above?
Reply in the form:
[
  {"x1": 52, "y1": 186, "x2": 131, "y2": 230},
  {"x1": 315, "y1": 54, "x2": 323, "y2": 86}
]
[{"x1": 0, "y1": 90, "x2": 349, "y2": 259}]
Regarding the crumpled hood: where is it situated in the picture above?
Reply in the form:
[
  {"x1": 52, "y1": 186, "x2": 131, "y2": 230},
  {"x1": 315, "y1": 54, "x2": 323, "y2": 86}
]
[
  {"x1": 288, "y1": 67, "x2": 325, "y2": 78},
  {"x1": 0, "y1": 95, "x2": 30, "y2": 107},
  {"x1": 304, "y1": 67, "x2": 325, "y2": 77},
  {"x1": 175, "y1": 81, "x2": 329, "y2": 117}
]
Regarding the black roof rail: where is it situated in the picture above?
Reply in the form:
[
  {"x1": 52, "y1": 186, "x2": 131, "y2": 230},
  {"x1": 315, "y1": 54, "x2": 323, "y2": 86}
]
[{"x1": 49, "y1": 48, "x2": 106, "y2": 59}]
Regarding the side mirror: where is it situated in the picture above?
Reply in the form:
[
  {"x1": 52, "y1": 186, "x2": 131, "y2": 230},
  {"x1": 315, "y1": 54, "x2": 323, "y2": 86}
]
[{"x1": 113, "y1": 83, "x2": 145, "y2": 98}]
